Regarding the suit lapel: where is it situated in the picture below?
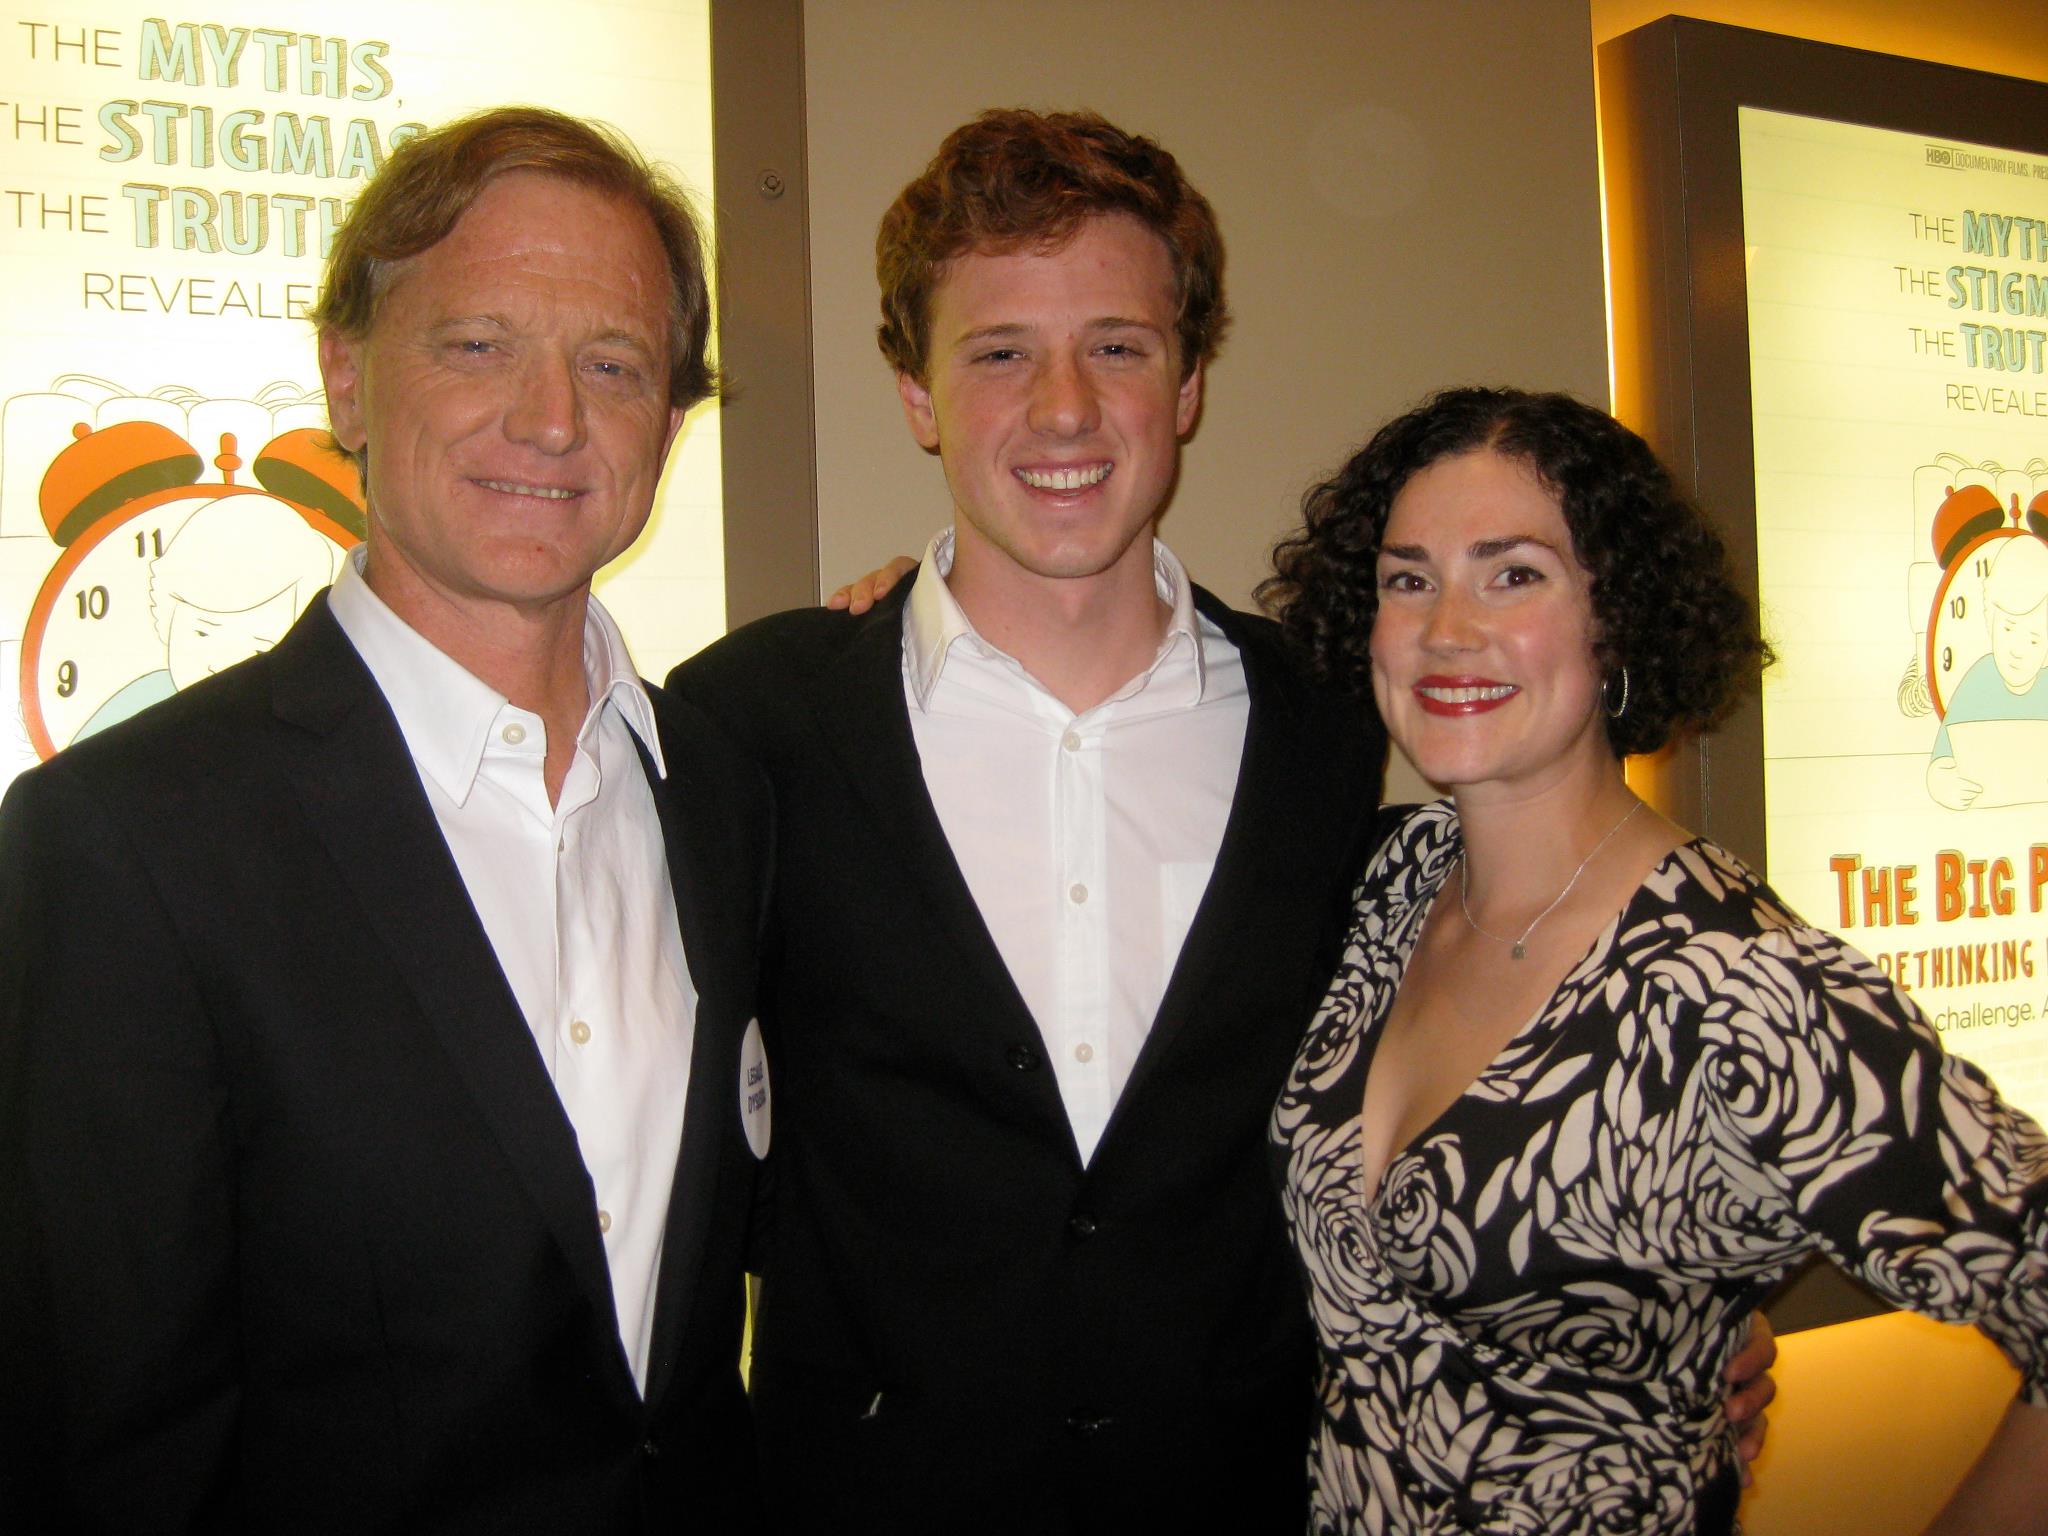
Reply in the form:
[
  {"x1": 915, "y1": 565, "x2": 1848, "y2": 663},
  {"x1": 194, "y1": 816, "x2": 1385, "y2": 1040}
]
[
  {"x1": 808, "y1": 583, "x2": 1042, "y2": 1037},
  {"x1": 636, "y1": 713, "x2": 754, "y2": 1408},
  {"x1": 1103, "y1": 592, "x2": 1303, "y2": 1128},
  {"x1": 267, "y1": 597, "x2": 634, "y2": 1400}
]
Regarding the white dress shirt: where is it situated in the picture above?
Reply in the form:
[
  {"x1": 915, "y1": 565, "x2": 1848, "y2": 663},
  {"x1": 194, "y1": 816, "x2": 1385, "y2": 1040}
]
[
  {"x1": 328, "y1": 549, "x2": 694, "y2": 1395},
  {"x1": 903, "y1": 531, "x2": 1249, "y2": 1164}
]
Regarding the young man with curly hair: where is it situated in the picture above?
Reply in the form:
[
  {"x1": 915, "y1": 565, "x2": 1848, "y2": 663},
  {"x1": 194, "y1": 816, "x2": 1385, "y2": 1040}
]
[{"x1": 672, "y1": 109, "x2": 1770, "y2": 1532}]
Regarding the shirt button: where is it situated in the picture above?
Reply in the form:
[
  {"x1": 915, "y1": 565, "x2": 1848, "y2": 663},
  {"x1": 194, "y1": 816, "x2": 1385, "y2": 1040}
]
[
  {"x1": 1074, "y1": 1042, "x2": 1094, "y2": 1063},
  {"x1": 1069, "y1": 883, "x2": 1088, "y2": 904},
  {"x1": 500, "y1": 722, "x2": 527, "y2": 746},
  {"x1": 1061, "y1": 731, "x2": 1081, "y2": 752},
  {"x1": 569, "y1": 1019, "x2": 592, "y2": 1046},
  {"x1": 597, "y1": 1209, "x2": 612, "y2": 1234}
]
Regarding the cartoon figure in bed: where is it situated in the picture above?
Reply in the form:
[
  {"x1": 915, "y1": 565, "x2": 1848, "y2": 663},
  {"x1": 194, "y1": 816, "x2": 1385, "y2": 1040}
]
[
  {"x1": 71, "y1": 492, "x2": 342, "y2": 741},
  {"x1": 1927, "y1": 526, "x2": 2048, "y2": 809}
]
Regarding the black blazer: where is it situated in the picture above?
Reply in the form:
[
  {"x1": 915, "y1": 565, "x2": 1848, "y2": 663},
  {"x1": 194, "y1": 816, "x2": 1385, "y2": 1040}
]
[
  {"x1": 670, "y1": 575, "x2": 1384, "y2": 1535},
  {"x1": 0, "y1": 594, "x2": 771, "y2": 1534}
]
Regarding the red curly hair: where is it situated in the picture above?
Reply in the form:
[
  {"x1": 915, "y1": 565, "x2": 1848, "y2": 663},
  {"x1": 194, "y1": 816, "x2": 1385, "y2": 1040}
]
[{"x1": 875, "y1": 108, "x2": 1226, "y2": 383}]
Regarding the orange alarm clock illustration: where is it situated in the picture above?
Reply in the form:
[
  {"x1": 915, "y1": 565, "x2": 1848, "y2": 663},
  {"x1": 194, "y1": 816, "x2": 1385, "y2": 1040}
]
[
  {"x1": 1921, "y1": 481, "x2": 2048, "y2": 811},
  {"x1": 17, "y1": 420, "x2": 364, "y2": 759}
]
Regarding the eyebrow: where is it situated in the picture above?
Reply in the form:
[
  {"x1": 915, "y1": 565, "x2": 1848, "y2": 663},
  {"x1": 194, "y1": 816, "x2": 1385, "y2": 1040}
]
[
  {"x1": 425, "y1": 315, "x2": 659, "y2": 355},
  {"x1": 426, "y1": 313, "x2": 510, "y2": 335},
  {"x1": 1379, "y1": 534, "x2": 1563, "y2": 562},
  {"x1": 949, "y1": 315, "x2": 1168, "y2": 349},
  {"x1": 952, "y1": 323, "x2": 1031, "y2": 349}
]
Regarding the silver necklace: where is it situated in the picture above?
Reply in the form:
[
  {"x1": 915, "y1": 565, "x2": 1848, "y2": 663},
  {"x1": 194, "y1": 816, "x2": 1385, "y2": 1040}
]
[{"x1": 1458, "y1": 800, "x2": 1643, "y2": 960}]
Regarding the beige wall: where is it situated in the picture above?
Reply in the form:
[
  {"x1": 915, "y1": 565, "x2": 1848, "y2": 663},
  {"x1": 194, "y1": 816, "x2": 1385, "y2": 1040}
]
[{"x1": 801, "y1": 0, "x2": 1610, "y2": 621}]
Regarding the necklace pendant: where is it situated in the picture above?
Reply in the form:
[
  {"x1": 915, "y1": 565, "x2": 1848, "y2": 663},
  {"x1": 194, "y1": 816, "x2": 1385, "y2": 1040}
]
[{"x1": 1510, "y1": 941, "x2": 1527, "y2": 960}]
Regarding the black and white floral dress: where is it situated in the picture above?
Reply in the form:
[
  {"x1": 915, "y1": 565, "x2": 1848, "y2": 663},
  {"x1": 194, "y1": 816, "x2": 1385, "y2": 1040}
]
[{"x1": 1272, "y1": 802, "x2": 2048, "y2": 1536}]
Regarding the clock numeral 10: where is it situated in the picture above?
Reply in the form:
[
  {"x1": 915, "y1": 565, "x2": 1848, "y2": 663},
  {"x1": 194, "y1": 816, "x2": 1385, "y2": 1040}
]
[
  {"x1": 54, "y1": 659, "x2": 77, "y2": 698},
  {"x1": 74, "y1": 585, "x2": 110, "y2": 620}
]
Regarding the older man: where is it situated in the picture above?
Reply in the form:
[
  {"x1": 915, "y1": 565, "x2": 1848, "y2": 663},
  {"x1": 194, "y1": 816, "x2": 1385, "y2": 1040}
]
[{"x1": 0, "y1": 108, "x2": 769, "y2": 1531}]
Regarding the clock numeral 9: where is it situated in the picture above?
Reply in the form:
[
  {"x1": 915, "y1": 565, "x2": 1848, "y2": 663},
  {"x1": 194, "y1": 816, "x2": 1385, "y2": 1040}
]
[
  {"x1": 54, "y1": 659, "x2": 77, "y2": 698},
  {"x1": 74, "y1": 585, "x2": 110, "y2": 621},
  {"x1": 1941, "y1": 646, "x2": 1953, "y2": 674}
]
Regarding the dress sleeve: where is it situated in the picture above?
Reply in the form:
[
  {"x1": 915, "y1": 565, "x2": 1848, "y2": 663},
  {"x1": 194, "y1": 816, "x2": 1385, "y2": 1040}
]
[{"x1": 1695, "y1": 924, "x2": 2048, "y2": 1405}]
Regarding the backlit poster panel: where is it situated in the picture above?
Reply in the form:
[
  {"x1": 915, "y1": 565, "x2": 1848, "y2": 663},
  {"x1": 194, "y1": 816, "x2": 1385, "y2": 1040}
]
[
  {"x1": 1741, "y1": 106, "x2": 2048, "y2": 1117},
  {"x1": 0, "y1": 2, "x2": 722, "y2": 797}
]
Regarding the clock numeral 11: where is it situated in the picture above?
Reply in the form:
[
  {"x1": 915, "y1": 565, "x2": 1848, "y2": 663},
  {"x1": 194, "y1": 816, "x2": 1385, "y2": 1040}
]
[{"x1": 136, "y1": 528, "x2": 164, "y2": 559}]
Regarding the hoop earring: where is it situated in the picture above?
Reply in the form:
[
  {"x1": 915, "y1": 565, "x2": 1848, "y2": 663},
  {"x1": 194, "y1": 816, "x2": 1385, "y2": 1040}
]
[{"x1": 1604, "y1": 666, "x2": 1630, "y2": 718}]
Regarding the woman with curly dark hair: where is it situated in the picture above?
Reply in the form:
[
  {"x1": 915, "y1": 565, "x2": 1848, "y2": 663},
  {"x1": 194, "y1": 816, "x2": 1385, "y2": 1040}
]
[{"x1": 1262, "y1": 387, "x2": 2048, "y2": 1535}]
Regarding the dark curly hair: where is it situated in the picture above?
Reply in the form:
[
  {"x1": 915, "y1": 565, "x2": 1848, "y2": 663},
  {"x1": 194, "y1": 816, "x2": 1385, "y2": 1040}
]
[
  {"x1": 875, "y1": 108, "x2": 1225, "y2": 383},
  {"x1": 1259, "y1": 387, "x2": 1771, "y2": 758}
]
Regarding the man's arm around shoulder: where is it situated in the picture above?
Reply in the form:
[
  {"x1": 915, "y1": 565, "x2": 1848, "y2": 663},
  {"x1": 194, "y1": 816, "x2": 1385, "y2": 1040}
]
[{"x1": 667, "y1": 583, "x2": 910, "y2": 741}]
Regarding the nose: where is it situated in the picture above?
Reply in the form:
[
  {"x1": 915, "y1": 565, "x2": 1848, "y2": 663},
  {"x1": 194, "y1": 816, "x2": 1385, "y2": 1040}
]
[
  {"x1": 1026, "y1": 354, "x2": 1100, "y2": 438},
  {"x1": 505, "y1": 351, "x2": 586, "y2": 456},
  {"x1": 1419, "y1": 584, "x2": 1482, "y2": 653}
]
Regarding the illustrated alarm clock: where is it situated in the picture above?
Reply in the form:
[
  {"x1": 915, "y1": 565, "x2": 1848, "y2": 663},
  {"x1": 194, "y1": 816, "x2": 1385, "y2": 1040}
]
[
  {"x1": 1923, "y1": 483, "x2": 2048, "y2": 719},
  {"x1": 17, "y1": 421, "x2": 364, "y2": 759}
]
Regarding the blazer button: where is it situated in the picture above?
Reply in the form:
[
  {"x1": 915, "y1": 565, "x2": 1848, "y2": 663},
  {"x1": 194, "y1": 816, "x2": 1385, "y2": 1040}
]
[
  {"x1": 1068, "y1": 1212, "x2": 1098, "y2": 1238},
  {"x1": 1064, "y1": 1412, "x2": 1116, "y2": 1438},
  {"x1": 1006, "y1": 1044, "x2": 1041, "y2": 1071},
  {"x1": 641, "y1": 1437, "x2": 662, "y2": 1460}
]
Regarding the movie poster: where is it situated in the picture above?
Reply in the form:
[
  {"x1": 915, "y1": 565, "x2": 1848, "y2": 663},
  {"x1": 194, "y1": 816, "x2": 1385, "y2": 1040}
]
[
  {"x1": 1741, "y1": 106, "x2": 2048, "y2": 1118},
  {"x1": 0, "y1": 2, "x2": 722, "y2": 799}
]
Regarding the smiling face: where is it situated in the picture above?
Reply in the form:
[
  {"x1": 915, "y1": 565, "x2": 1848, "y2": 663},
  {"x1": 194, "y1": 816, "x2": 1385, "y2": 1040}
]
[
  {"x1": 895, "y1": 212, "x2": 1202, "y2": 605},
  {"x1": 318, "y1": 170, "x2": 685, "y2": 636},
  {"x1": 1984, "y1": 535, "x2": 2048, "y2": 693},
  {"x1": 1370, "y1": 448, "x2": 1614, "y2": 801},
  {"x1": 1991, "y1": 600, "x2": 2048, "y2": 692}
]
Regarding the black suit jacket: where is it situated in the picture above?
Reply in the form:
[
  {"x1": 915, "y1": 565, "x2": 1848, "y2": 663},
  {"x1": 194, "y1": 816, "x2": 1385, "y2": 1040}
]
[
  {"x1": 0, "y1": 594, "x2": 771, "y2": 1533},
  {"x1": 670, "y1": 576, "x2": 1384, "y2": 1535}
]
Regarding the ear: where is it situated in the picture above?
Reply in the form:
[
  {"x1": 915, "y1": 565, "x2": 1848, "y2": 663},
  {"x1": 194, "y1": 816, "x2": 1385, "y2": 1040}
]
[
  {"x1": 896, "y1": 371, "x2": 941, "y2": 451},
  {"x1": 318, "y1": 329, "x2": 369, "y2": 455},
  {"x1": 1175, "y1": 358, "x2": 1204, "y2": 437},
  {"x1": 663, "y1": 403, "x2": 689, "y2": 459}
]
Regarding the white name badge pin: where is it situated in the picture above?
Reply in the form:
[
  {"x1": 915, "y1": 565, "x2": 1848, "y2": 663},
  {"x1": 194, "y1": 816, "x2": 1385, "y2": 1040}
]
[{"x1": 739, "y1": 1018, "x2": 770, "y2": 1159}]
